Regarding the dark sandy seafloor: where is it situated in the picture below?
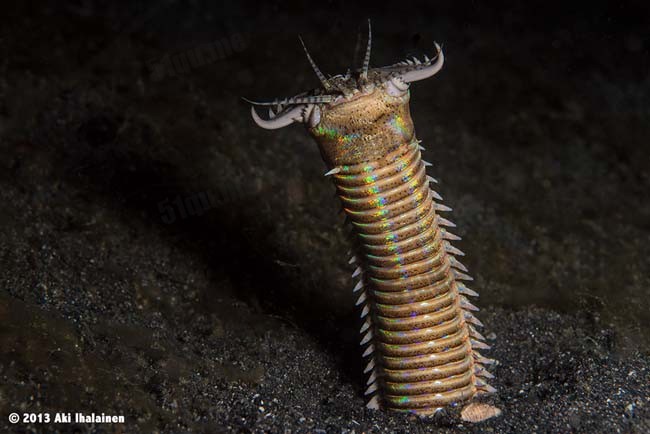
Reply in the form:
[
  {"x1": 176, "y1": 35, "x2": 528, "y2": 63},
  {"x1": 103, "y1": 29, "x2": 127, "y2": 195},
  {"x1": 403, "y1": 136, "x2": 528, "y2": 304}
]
[{"x1": 1, "y1": 1, "x2": 650, "y2": 433}]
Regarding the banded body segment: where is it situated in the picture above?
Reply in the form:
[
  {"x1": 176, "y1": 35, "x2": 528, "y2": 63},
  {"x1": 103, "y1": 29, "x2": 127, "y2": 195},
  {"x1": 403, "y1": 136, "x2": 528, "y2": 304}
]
[{"x1": 333, "y1": 140, "x2": 493, "y2": 415}]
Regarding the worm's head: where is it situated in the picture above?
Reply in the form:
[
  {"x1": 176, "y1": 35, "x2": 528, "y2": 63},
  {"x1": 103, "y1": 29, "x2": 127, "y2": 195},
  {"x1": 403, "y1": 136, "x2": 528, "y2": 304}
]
[{"x1": 247, "y1": 22, "x2": 444, "y2": 166}]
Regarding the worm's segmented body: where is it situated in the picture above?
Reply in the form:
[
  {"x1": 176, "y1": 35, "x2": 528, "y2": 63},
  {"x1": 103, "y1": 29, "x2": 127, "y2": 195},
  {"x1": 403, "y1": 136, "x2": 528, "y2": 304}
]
[
  {"x1": 334, "y1": 141, "x2": 494, "y2": 415},
  {"x1": 248, "y1": 23, "x2": 498, "y2": 418}
]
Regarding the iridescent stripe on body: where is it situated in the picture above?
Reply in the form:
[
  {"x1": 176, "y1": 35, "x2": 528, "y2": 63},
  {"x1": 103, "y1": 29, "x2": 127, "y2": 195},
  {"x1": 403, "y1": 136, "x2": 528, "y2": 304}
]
[{"x1": 334, "y1": 140, "x2": 491, "y2": 414}]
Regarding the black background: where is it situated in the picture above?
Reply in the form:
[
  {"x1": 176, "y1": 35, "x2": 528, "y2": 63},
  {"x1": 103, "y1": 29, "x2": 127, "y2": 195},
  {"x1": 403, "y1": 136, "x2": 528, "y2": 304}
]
[{"x1": 1, "y1": 1, "x2": 649, "y2": 432}]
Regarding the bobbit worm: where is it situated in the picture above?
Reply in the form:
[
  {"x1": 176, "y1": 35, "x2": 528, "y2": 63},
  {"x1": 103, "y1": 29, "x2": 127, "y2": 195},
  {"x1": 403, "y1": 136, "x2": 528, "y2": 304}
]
[{"x1": 246, "y1": 23, "x2": 499, "y2": 421}]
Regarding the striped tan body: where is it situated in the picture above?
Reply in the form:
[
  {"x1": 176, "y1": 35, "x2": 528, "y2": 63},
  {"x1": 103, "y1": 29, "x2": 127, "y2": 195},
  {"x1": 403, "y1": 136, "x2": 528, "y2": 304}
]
[
  {"x1": 334, "y1": 141, "x2": 493, "y2": 415},
  {"x1": 248, "y1": 24, "x2": 498, "y2": 418}
]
